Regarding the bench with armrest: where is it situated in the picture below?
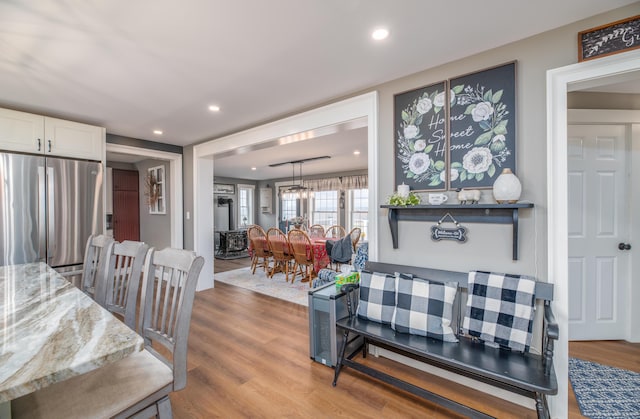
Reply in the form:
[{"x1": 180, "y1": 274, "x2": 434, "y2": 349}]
[{"x1": 332, "y1": 261, "x2": 558, "y2": 419}]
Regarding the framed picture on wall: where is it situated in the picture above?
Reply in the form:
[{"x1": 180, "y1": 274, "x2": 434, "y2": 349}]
[
  {"x1": 214, "y1": 183, "x2": 235, "y2": 194},
  {"x1": 146, "y1": 165, "x2": 166, "y2": 214},
  {"x1": 394, "y1": 80, "x2": 448, "y2": 191},
  {"x1": 448, "y1": 61, "x2": 516, "y2": 189}
]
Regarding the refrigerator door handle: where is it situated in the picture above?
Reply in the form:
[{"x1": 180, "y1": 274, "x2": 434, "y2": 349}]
[
  {"x1": 47, "y1": 166, "x2": 56, "y2": 263},
  {"x1": 38, "y1": 166, "x2": 46, "y2": 262}
]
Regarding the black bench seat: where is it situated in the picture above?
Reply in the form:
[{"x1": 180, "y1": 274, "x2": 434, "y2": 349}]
[
  {"x1": 337, "y1": 315, "x2": 557, "y2": 396},
  {"x1": 332, "y1": 262, "x2": 558, "y2": 419}
]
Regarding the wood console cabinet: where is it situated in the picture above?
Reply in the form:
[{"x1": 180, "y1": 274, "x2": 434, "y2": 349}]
[{"x1": 0, "y1": 107, "x2": 104, "y2": 161}]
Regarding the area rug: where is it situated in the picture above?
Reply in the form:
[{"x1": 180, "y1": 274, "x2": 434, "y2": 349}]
[
  {"x1": 214, "y1": 267, "x2": 310, "y2": 306},
  {"x1": 569, "y1": 357, "x2": 640, "y2": 418}
]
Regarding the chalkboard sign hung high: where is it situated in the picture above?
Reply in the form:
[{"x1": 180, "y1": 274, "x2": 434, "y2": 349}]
[{"x1": 579, "y1": 15, "x2": 640, "y2": 62}]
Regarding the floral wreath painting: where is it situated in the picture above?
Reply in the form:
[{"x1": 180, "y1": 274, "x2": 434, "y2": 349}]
[
  {"x1": 448, "y1": 62, "x2": 516, "y2": 189},
  {"x1": 394, "y1": 81, "x2": 448, "y2": 191}
]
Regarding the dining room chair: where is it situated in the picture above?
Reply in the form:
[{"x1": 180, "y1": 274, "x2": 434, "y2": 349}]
[
  {"x1": 12, "y1": 247, "x2": 205, "y2": 419},
  {"x1": 95, "y1": 240, "x2": 149, "y2": 329},
  {"x1": 288, "y1": 229, "x2": 316, "y2": 287},
  {"x1": 266, "y1": 227, "x2": 293, "y2": 282},
  {"x1": 325, "y1": 225, "x2": 346, "y2": 239},
  {"x1": 78, "y1": 234, "x2": 115, "y2": 300},
  {"x1": 308, "y1": 224, "x2": 325, "y2": 238},
  {"x1": 331, "y1": 227, "x2": 361, "y2": 272},
  {"x1": 348, "y1": 227, "x2": 362, "y2": 252},
  {"x1": 248, "y1": 225, "x2": 272, "y2": 274}
]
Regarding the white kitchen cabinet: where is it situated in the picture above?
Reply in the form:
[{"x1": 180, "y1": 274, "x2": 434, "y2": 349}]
[
  {"x1": 260, "y1": 187, "x2": 272, "y2": 213},
  {"x1": 45, "y1": 117, "x2": 104, "y2": 160},
  {"x1": 0, "y1": 107, "x2": 105, "y2": 161},
  {"x1": 0, "y1": 108, "x2": 44, "y2": 154}
]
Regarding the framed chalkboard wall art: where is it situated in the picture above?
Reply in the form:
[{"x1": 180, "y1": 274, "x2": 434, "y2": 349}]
[
  {"x1": 394, "y1": 81, "x2": 448, "y2": 191},
  {"x1": 579, "y1": 15, "x2": 640, "y2": 62},
  {"x1": 448, "y1": 62, "x2": 516, "y2": 190}
]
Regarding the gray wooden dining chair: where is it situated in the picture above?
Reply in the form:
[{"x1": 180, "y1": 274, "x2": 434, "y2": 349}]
[
  {"x1": 79, "y1": 234, "x2": 115, "y2": 299},
  {"x1": 12, "y1": 247, "x2": 205, "y2": 419},
  {"x1": 95, "y1": 240, "x2": 149, "y2": 329}
]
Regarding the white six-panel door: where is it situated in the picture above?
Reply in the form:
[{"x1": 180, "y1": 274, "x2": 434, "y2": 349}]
[{"x1": 568, "y1": 124, "x2": 629, "y2": 340}]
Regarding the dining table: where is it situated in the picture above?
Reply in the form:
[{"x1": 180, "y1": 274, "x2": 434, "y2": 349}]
[
  {"x1": 309, "y1": 237, "x2": 331, "y2": 273},
  {"x1": 249, "y1": 234, "x2": 331, "y2": 274},
  {"x1": 0, "y1": 262, "x2": 144, "y2": 414}
]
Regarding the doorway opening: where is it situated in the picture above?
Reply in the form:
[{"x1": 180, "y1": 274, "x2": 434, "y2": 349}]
[
  {"x1": 547, "y1": 49, "x2": 640, "y2": 418},
  {"x1": 192, "y1": 92, "x2": 379, "y2": 290},
  {"x1": 106, "y1": 143, "x2": 183, "y2": 248}
]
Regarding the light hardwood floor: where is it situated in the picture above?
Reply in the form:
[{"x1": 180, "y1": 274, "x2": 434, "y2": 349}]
[
  {"x1": 213, "y1": 256, "x2": 252, "y2": 273},
  {"x1": 193, "y1": 260, "x2": 639, "y2": 417}
]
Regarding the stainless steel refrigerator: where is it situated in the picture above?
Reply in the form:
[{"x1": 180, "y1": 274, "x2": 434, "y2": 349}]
[{"x1": 0, "y1": 152, "x2": 103, "y2": 272}]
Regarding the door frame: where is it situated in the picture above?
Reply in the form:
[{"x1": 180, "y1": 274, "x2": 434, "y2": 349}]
[
  {"x1": 106, "y1": 143, "x2": 183, "y2": 248},
  {"x1": 547, "y1": 49, "x2": 640, "y2": 418},
  {"x1": 193, "y1": 92, "x2": 379, "y2": 291}
]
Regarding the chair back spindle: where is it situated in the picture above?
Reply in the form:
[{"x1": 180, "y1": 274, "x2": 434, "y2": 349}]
[
  {"x1": 81, "y1": 234, "x2": 115, "y2": 300},
  {"x1": 325, "y1": 225, "x2": 346, "y2": 239},
  {"x1": 309, "y1": 224, "x2": 325, "y2": 238},
  {"x1": 97, "y1": 240, "x2": 149, "y2": 329}
]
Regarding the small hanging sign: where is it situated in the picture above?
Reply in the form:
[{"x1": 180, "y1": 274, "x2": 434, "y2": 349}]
[{"x1": 431, "y1": 213, "x2": 467, "y2": 243}]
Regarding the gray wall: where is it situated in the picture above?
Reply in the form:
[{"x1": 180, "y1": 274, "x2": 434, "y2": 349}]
[
  {"x1": 568, "y1": 92, "x2": 640, "y2": 109},
  {"x1": 136, "y1": 159, "x2": 171, "y2": 249},
  {"x1": 371, "y1": 5, "x2": 639, "y2": 276},
  {"x1": 183, "y1": 147, "x2": 194, "y2": 250},
  {"x1": 184, "y1": 3, "x2": 639, "y2": 275},
  {"x1": 212, "y1": 176, "x2": 258, "y2": 230}
]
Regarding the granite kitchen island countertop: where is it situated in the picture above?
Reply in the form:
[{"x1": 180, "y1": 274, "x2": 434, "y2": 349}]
[{"x1": 0, "y1": 262, "x2": 143, "y2": 403}]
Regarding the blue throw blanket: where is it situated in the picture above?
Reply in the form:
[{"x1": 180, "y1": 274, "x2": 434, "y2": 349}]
[{"x1": 326, "y1": 236, "x2": 352, "y2": 264}]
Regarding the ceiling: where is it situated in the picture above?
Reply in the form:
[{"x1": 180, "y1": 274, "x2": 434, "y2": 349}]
[
  {"x1": 214, "y1": 126, "x2": 368, "y2": 180},
  {"x1": 1, "y1": 0, "x2": 636, "y2": 152}
]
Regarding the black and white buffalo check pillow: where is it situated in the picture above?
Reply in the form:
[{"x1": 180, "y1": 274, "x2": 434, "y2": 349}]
[
  {"x1": 392, "y1": 275, "x2": 458, "y2": 342},
  {"x1": 356, "y1": 272, "x2": 396, "y2": 325},
  {"x1": 462, "y1": 271, "x2": 536, "y2": 352}
]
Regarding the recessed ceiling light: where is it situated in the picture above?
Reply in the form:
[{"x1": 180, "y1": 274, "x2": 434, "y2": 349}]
[
  {"x1": 371, "y1": 28, "x2": 389, "y2": 41},
  {"x1": 251, "y1": 167, "x2": 257, "y2": 171},
  {"x1": 353, "y1": 150, "x2": 361, "y2": 155},
  {"x1": 209, "y1": 105, "x2": 220, "y2": 112},
  {"x1": 153, "y1": 130, "x2": 163, "y2": 135}
]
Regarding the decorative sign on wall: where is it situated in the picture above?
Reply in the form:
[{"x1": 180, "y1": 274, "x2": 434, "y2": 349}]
[
  {"x1": 393, "y1": 62, "x2": 517, "y2": 193},
  {"x1": 394, "y1": 81, "x2": 448, "y2": 191},
  {"x1": 214, "y1": 183, "x2": 235, "y2": 194},
  {"x1": 578, "y1": 15, "x2": 640, "y2": 62},
  {"x1": 448, "y1": 62, "x2": 516, "y2": 190},
  {"x1": 431, "y1": 213, "x2": 467, "y2": 243}
]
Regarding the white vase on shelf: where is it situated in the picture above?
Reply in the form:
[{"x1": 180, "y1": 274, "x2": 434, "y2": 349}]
[{"x1": 493, "y1": 168, "x2": 521, "y2": 204}]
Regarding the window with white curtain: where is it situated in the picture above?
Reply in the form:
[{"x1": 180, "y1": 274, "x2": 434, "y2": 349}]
[
  {"x1": 279, "y1": 187, "x2": 297, "y2": 222},
  {"x1": 310, "y1": 190, "x2": 338, "y2": 228},
  {"x1": 238, "y1": 184, "x2": 255, "y2": 227},
  {"x1": 347, "y1": 188, "x2": 368, "y2": 239}
]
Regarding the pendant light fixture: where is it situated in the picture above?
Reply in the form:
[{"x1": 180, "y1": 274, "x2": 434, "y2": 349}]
[
  {"x1": 270, "y1": 155, "x2": 330, "y2": 200},
  {"x1": 284, "y1": 162, "x2": 309, "y2": 199}
]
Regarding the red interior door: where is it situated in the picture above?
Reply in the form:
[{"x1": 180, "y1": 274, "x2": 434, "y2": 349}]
[{"x1": 112, "y1": 169, "x2": 140, "y2": 242}]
